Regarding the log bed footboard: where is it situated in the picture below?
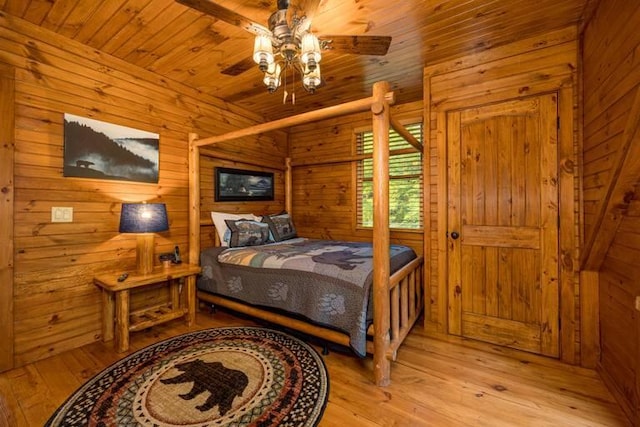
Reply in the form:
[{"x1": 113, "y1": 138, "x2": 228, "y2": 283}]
[
  {"x1": 197, "y1": 255, "x2": 424, "y2": 386},
  {"x1": 386, "y1": 256, "x2": 424, "y2": 361}
]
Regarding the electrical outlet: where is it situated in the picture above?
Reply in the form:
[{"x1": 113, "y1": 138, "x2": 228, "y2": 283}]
[
  {"x1": 635, "y1": 296, "x2": 640, "y2": 312},
  {"x1": 51, "y1": 207, "x2": 73, "y2": 223}
]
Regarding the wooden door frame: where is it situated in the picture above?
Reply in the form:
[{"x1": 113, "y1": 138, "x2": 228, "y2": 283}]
[
  {"x1": 428, "y1": 88, "x2": 577, "y2": 363},
  {"x1": 422, "y1": 28, "x2": 582, "y2": 364},
  {"x1": 0, "y1": 63, "x2": 15, "y2": 372}
]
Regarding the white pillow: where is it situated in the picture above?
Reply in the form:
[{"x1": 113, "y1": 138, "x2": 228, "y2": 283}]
[{"x1": 210, "y1": 212, "x2": 260, "y2": 246}]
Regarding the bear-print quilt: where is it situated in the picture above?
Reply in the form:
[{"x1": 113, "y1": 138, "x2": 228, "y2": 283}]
[{"x1": 197, "y1": 238, "x2": 417, "y2": 357}]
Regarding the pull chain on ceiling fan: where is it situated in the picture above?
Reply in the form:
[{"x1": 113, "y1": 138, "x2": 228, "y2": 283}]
[{"x1": 175, "y1": 0, "x2": 392, "y2": 104}]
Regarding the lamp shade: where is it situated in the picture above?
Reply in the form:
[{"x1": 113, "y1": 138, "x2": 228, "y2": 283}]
[
  {"x1": 253, "y1": 34, "x2": 274, "y2": 71},
  {"x1": 119, "y1": 203, "x2": 169, "y2": 233},
  {"x1": 263, "y1": 62, "x2": 282, "y2": 92},
  {"x1": 303, "y1": 63, "x2": 321, "y2": 92},
  {"x1": 300, "y1": 32, "x2": 321, "y2": 69}
]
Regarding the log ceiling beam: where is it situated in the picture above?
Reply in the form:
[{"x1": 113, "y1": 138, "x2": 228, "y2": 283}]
[
  {"x1": 193, "y1": 91, "x2": 396, "y2": 147},
  {"x1": 582, "y1": 86, "x2": 640, "y2": 271}
]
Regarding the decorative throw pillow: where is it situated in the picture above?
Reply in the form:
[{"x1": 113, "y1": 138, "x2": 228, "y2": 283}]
[
  {"x1": 224, "y1": 219, "x2": 270, "y2": 247},
  {"x1": 262, "y1": 212, "x2": 297, "y2": 242},
  {"x1": 210, "y1": 212, "x2": 260, "y2": 246}
]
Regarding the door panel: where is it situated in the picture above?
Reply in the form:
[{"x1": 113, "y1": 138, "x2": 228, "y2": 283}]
[{"x1": 447, "y1": 95, "x2": 559, "y2": 357}]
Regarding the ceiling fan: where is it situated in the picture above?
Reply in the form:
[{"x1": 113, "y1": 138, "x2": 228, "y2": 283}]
[{"x1": 175, "y1": 0, "x2": 392, "y2": 100}]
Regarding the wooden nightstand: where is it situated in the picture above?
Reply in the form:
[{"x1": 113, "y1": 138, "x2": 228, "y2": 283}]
[{"x1": 94, "y1": 263, "x2": 201, "y2": 352}]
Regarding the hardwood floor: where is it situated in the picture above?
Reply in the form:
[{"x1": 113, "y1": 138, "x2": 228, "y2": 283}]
[{"x1": 0, "y1": 308, "x2": 630, "y2": 426}]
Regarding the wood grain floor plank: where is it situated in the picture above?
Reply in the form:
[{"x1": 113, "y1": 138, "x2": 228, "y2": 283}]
[{"x1": 0, "y1": 310, "x2": 630, "y2": 426}]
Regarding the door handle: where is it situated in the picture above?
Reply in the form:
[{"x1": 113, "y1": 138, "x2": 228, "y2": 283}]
[{"x1": 450, "y1": 231, "x2": 460, "y2": 240}]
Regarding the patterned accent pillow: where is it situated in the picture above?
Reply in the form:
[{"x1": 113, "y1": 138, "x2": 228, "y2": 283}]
[
  {"x1": 211, "y1": 212, "x2": 260, "y2": 246},
  {"x1": 262, "y1": 212, "x2": 297, "y2": 242},
  {"x1": 224, "y1": 219, "x2": 270, "y2": 247}
]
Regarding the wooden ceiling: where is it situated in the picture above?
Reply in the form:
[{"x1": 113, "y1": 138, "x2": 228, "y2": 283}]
[{"x1": 1, "y1": 0, "x2": 591, "y2": 121}]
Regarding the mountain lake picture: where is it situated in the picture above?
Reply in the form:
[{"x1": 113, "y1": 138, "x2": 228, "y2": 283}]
[
  {"x1": 63, "y1": 113, "x2": 159, "y2": 183},
  {"x1": 215, "y1": 167, "x2": 274, "y2": 201}
]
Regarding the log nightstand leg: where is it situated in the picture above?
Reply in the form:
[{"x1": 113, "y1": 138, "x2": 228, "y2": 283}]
[
  {"x1": 170, "y1": 279, "x2": 180, "y2": 310},
  {"x1": 101, "y1": 290, "x2": 114, "y2": 342},
  {"x1": 185, "y1": 275, "x2": 196, "y2": 326},
  {"x1": 115, "y1": 290, "x2": 130, "y2": 352}
]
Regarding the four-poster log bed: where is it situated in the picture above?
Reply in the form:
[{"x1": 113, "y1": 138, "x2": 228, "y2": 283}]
[{"x1": 187, "y1": 81, "x2": 425, "y2": 386}]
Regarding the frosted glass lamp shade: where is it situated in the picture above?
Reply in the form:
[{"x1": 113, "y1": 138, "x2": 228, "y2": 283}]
[
  {"x1": 253, "y1": 34, "x2": 274, "y2": 72},
  {"x1": 263, "y1": 62, "x2": 282, "y2": 92},
  {"x1": 300, "y1": 32, "x2": 321, "y2": 70},
  {"x1": 303, "y1": 63, "x2": 321, "y2": 93}
]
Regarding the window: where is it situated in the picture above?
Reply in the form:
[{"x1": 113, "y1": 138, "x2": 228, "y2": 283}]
[{"x1": 356, "y1": 122, "x2": 423, "y2": 229}]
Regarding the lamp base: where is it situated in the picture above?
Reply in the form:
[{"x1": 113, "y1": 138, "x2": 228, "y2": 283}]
[{"x1": 136, "y1": 234, "x2": 155, "y2": 275}]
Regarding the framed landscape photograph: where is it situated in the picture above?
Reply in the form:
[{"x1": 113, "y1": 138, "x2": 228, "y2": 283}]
[
  {"x1": 63, "y1": 113, "x2": 160, "y2": 183},
  {"x1": 215, "y1": 167, "x2": 274, "y2": 201}
]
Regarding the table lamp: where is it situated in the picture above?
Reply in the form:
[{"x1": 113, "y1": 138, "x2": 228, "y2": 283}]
[{"x1": 119, "y1": 203, "x2": 169, "y2": 274}]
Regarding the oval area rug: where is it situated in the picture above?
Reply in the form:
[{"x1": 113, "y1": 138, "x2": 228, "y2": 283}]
[{"x1": 45, "y1": 327, "x2": 329, "y2": 426}]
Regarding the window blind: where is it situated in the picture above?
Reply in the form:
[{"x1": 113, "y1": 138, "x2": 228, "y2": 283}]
[{"x1": 356, "y1": 123, "x2": 423, "y2": 229}]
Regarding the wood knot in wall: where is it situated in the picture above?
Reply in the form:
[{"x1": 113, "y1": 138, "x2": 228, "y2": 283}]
[
  {"x1": 623, "y1": 190, "x2": 636, "y2": 204},
  {"x1": 561, "y1": 158, "x2": 575, "y2": 174},
  {"x1": 561, "y1": 250, "x2": 573, "y2": 271}
]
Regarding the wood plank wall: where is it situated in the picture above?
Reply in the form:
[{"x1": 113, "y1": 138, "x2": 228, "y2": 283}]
[
  {"x1": 423, "y1": 27, "x2": 582, "y2": 364},
  {"x1": 582, "y1": 0, "x2": 640, "y2": 422},
  {"x1": 0, "y1": 12, "x2": 283, "y2": 370},
  {"x1": 287, "y1": 100, "x2": 424, "y2": 257}
]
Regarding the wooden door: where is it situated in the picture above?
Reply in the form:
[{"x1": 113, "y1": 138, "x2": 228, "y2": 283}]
[{"x1": 447, "y1": 95, "x2": 559, "y2": 357}]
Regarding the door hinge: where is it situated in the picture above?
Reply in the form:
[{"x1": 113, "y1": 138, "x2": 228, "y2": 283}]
[{"x1": 557, "y1": 117, "x2": 560, "y2": 130}]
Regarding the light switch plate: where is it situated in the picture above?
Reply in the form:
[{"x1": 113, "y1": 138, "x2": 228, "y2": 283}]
[{"x1": 51, "y1": 207, "x2": 73, "y2": 223}]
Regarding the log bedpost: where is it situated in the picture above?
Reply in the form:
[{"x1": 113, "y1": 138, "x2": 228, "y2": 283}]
[
  {"x1": 285, "y1": 157, "x2": 293, "y2": 215},
  {"x1": 188, "y1": 133, "x2": 200, "y2": 267},
  {"x1": 372, "y1": 81, "x2": 392, "y2": 386},
  {"x1": 0, "y1": 65, "x2": 15, "y2": 372}
]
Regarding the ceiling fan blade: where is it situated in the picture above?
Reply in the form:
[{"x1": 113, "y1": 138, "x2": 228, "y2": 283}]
[
  {"x1": 175, "y1": 0, "x2": 269, "y2": 35},
  {"x1": 293, "y1": 0, "x2": 321, "y2": 21},
  {"x1": 318, "y1": 35, "x2": 392, "y2": 55},
  {"x1": 221, "y1": 57, "x2": 256, "y2": 76}
]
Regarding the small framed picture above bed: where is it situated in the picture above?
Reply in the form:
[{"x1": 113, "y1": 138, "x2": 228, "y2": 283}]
[{"x1": 214, "y1": 167, "x2": 274, "y2": 202}]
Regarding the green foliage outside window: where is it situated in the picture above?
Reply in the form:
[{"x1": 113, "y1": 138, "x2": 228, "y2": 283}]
[{"x1": 357, "y1": 123, "x2": 423, "y2": 229}]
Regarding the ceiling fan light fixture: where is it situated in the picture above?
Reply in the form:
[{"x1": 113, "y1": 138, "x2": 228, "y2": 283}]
[
  {"x1": 300, "y1": 32, "x2": 321, "y2": 71},
  {"x1": 253, "y1": 34, "x2": 274, "y2": 72},
  {"x1": 177, "y1": 0, "x2": 393, "y2": 104},
  {"x1": 253, "y1": 3, "x2": 323, "y2": 101}
]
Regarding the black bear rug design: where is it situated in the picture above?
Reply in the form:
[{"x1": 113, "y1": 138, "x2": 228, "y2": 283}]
[{"x1": 45, "y1": 327, "x2": 329, "y2": 426}]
